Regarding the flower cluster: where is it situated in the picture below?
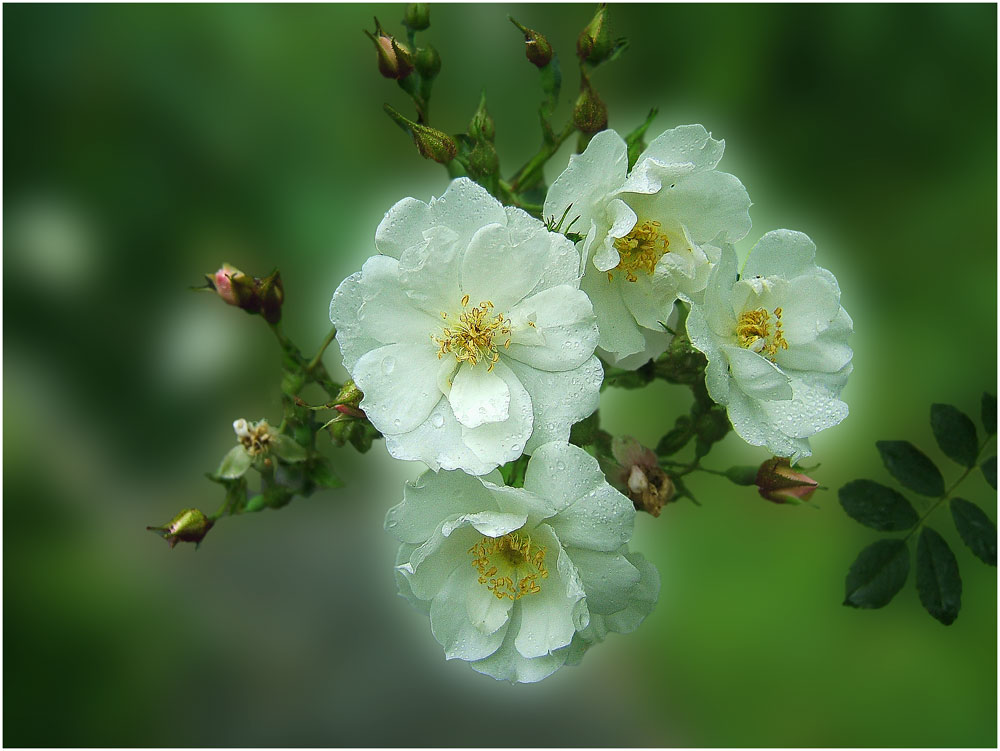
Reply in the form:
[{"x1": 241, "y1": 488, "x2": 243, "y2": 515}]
[{"x1": 330, "y1": 124, "x2": 851, "y2": 682}]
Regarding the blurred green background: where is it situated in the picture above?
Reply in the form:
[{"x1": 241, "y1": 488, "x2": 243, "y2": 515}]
[{"x1": 4, "y1": 3, "x2": 996, "y2": 747}]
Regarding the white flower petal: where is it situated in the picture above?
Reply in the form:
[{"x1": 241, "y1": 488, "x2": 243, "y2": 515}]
[
  {"x1": 385, "y1": 470, "x2": 498, "y2": 544},
  {"x1": 356, "y1": 255, "x2": 441, "y2": 345},
  {"x1": 431, "y1": 568, "x2": 510, "y2": 660},
  {"x1": 469, "y1": 607, "x2": 569, "y2": 683},
  {"x1": 727, "y1": 386, "x2": 812, "y2": 462},
  {"x1": 566, "y1": 547, "x2": 641, "y2": 615},
  {"x1": 723, "y1": 345, "x2": 794, "y2": 401},
  {"x1": 449, "y1": 364, "x2": 511, "y2": 428},
  {"x1": 742, "y1": 229, "x2": 817, "y2": 280},
  {"x1": 427, "y1": 177, "x2": 507, "y2": 250},
  {"x1": 330, "y1": 272, "x2": 380, "y2": 372},
  {"x1": 353, "y1": 342, "x2": 445, "y2": 435},
  {"x1": 375, "y1": 196, "x2": 432, "y2": 259},
  {"x1": 591, "y1": 198, "x2": 637, "y2": 272},
  {"x1": 394, "y1": 543, "x2": 429, "y2": 615},
  {"x1": 777, "y1": 307, "x2": 853, "y2": 373},
  {"x1": 397, "y1": 225, "x2": 464, "y2": 316},
  {"x1": 627, "y1": 169, "x2": 752, "y2": 245},
  {"x1": 581, "y1": 266, "x2": 646, "y2": 361},
  {"x1": 461, "y1": 359, "x2": 533, "y2": 465},
  {"x1": 442, "y1": 511, "x2": 527, "y2": 538},
  {"x1": 505, "y1": 356, "x2": 603, "y2": 454},
  {"x1": 634, "y1": 124, "x2": 726, "y2": 176},
  {"x1": 507, "y1": 285, "x2": 599, "y2": 372},
  {"x1": 601, "y1": 551, "x2": 660, "y2": 633},
  {"x1": 515, "y1": 544, "x2": 583, "y2": 658},
  {"x1": 385, "y1": 400, "x2": 498, "y2": 476},
  {"x1": 543, "y1": 129, "x2": 628, "y2": 237},
  {"x1": 460, "y1": 222, "x2": 547, "y2": 313},
  {"x1": 400, "y1": 522, "x2": 479, "y2": 601}
]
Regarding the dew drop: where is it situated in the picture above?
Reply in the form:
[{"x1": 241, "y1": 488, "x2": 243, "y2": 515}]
[
  {"x1": 556, "y1": 460, "x2": 566, "y2": 471},
  {"x1": 381, "y1": 356, "x2": 396, "y2": 374},
  {"x1": 431, "y1": 413, "x2": 445, "y2": 428}
]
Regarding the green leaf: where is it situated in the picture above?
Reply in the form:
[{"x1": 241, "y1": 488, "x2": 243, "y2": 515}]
[
  {"x1": 949, "y1": 497, "x2": 997, "y2": 566},
  {"x1": 930, "y1": 403, "x2": 978, "y2": 467},
  {"x1": 844, "y1": 539, "x2": 910, "y2": 609},
  {"x1": 656, "y1": 415, "x2": 694, "y2": 457},
  {"x1": 982, "y1": 392, "x2": 996, "y2": 435},
  {"x1": 915, "y1": 527, "x2": 962, "y2": 625},
  {"x1": 838, "y1": 479, "x2": 919, "y2": 531},
  {"x1": 216, "y1": 445, "x2": 251, "y2": 480},
  {"x1": 982, "y1": 456, "x2": 997, "y2": 490},
  {"x1": 876, "y1": 440, "x2": 945, "y2": 497},
  {"x1": 309, "y1": 459, "x2": 343, "y2": 490},
  {"x1": 274, "y1": 434, "x2": 307, "y2": 463}
]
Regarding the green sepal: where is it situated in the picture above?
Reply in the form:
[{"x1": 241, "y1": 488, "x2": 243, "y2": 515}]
[
  {"x1": 876, "y1": 440, "x2": 945, "y2": 497},
  {"x1": 625, "y1": 108, "x2": 658, "y2": 170},
  {"x1": 982, "y1": 456, "x2": 997, "y2": 490},
  {"x1": 838, "y1": 479, "x2": 919, "y2": 531},
  {"x1": 982, "y1": 392, "x2": 996, "y2": 435},
  {"x1": 949, "y1": 497, "x2": 997, "y2": 566},
  {"x1": 844, "y1": 538, "x2": 910, "y2": 609},
  {"x1": 216, "y1": 445, "x2": 252, "y2": 480},
  {"x1": 915, "y1": 526, "x2": 962, "y2": 625},
  {"x1": 930, "y1": 403, "x2": 978, "y2": 467},
  {"x1": 274, "y1": 434, "x2": 307, "y2": 463}
]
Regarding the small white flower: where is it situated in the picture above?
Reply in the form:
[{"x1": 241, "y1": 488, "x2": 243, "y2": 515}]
[
  {"x1": 543, "y1": 125, "x2": 752, "y2": 369},
  {"x1": 330, "y1": 178, "x2": 603, "y2": 475},
  {"x1": 686, "y1": 230, "x2": 854, "y2": 462},
  {"x1": 217, "y1": 418, "x2": 306, "y2": 479},
  {"x1": 386, "y1": 441, "x2": 658, "y2": 683}
]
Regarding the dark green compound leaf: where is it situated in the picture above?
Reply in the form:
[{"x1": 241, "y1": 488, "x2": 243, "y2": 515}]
[
  {"x1": 876, "y1": 440, "x2": 945, "y2": 497},
  {"x1": 916, "y1": 527, "x2": 962, "y2": 625},
  {"x1": 982, "y1": 456, "x2": 997, "y2": 490},
  {"x1": 982, "y1": 392, "x2": 996, "y2": 436},
  {"x1": 844, "y1": 539, "x2": 910, "y2": 609},
  {"x1": 950, "y1": 498, "x2": 997, "y2": 566},
  {"x1": 838, "y1": 480, "x2": 919, "y2": 531},
  {"x1": 930, "y1": 403, "x2": 979, "y2": 467}
]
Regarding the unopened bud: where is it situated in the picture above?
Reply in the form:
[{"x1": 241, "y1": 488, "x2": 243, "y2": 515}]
[
  {"x1": 509, "y1": 17, "x2": 553, "y2": 68},
  {"x1": 573, "y1": 77, "x2": 608, "y2": 134},
  {"x1": 413, "y1": 44, "x2": 441, "y2": 79},
  {"x1": 256, "y1": 269, "x2": 284, "y2": 324},
  {"x1": 384, "y1": 104, "x2": 458, "y2": 164},
  {"x1": 403, "y1": 3, "x2": 430, "y2": 31},
  {"x1": 467, "y1": 140, "x2": 500, "y2": 181},
  {"x1": 577, "y1": 4, "x2": 613, "y2": 64},
  {"x1": 334, "y1": 403, "x2": 366, "y2": 420},
  {"x1": 756, "y1": 457, "x2": 819, "y2": 504},
  {"x1": 365, "y1": 19, "x2": 414, "y2": 80},
  {"x1": 468, "y1": 91, "x2": 495, "y2": 143},
  {"x1": 334, "y1": 379, "x2": 364, "y2": 408},
  {"x1": 211, "y1": 263, "x2": 245, "y2": 306},
  {"x1": 147, "y1": 508, "x2": 214, "y2": 549}
]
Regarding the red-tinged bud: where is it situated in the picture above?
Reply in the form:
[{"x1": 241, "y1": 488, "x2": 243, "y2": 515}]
[
  {"x1": 334, "y1": 403, "x2": 366, "y2": 420},
  {"x1": 573, "y1": 75, "x2": 608, "y2": 134},
  {"x1": 756, "y1": 457, "x2": 819, "y2": 504},
  {"x1": 365, "y1": 19, "x2": 414, "y2": 80},
  {"x1": 147, "y1": 508, "x2": 214, "y2": 549},
  {"x1": 212, "y1": 263, "x2": 245, "y2": 306},
  {"x1": 509, "y1": 17, "x2": 553, "y2": 68}
]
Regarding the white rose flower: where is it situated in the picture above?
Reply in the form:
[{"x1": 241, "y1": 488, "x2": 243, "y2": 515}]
[
  {"x1": 543, "y1": 125, "x2": 752, "y2": 369},
  {"x1": 330, "y1": 178, "x2": 603, "y2": 476},
  {"x1": 386, "y1": 441, "x2": 658, "y2": 683},
  {"x1": 686, "y1": 230, "x2": 854, "y2": 462}
]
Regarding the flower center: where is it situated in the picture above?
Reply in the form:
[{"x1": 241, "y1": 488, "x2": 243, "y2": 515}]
[
  {"x1": 609, "y1": 220, "x2": 669, "y2": 282},
  {"x1": 468, "y1": 531, "x2": 549, "y2": 600},
  {"x1": 433, "y1": 294, "x2": 512, "y2": 372},
  {"x1": 736, "y1": 307, "x2": 788, "y2": 361},
  {"x1": 235, "y1": 419, "x2": 274, "y2": 457}
]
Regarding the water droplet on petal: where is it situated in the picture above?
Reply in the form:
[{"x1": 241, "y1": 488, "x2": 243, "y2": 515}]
[
  {"x1": 431, "y1": 413, "x2": 445, "y2": 428},
  {"x1": 381, "y1": 356, "x2": 396, "y2": 375}
]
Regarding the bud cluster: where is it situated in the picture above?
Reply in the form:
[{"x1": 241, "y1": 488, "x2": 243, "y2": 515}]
[{"x1": 206, "y1": 264, "x2": 284, "y2": 324}]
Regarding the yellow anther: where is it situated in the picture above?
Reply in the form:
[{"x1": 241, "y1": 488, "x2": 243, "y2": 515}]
[
  {"x1": 736, "y1": 307, "x2": 789, "y2": 362},
  {"x1": 609, "y1": 219, "x2": 669, "y2": 282},
  {"x1": 467, "y1": 532, "x2": 549, "y2": 601},
  {"x1": 433, "y1": 296, "x2": 512, "y2": 369}
]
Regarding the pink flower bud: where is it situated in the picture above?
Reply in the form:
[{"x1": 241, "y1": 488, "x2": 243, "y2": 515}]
[
  {"x1": 213, "y1": 263, "x2": 244, "y2": 306},
  {"x1": 756, "y1": 457, "x2": 819, "y2": 504}
]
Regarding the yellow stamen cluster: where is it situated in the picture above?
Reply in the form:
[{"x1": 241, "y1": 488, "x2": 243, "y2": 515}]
[
  {"x1": 433, "y1": 294, "x2": 511, "y2": 372},
  {"x1": 468, "y1": 532, "x2": 549, "y2": 600},
  {"x1": 609, "y1": 220, "x2": 670, "y2": 282},
  {"x1": 235, "y1": 419, "x2": 274, "y2": 457},
  {"x1": 736, "y1": 306, "x2": 789, "y2": 361}
]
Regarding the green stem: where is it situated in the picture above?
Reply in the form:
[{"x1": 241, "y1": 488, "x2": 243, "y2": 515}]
[
  {"x1": 307, "y1": 326, "x2": 337, "y2": 374},
  {"x1": 508, "y1": 121, "x2": 575, "y2": 195},
  {"x1": 902, "y1": 436, "x2": 995, "y2": 543}
]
